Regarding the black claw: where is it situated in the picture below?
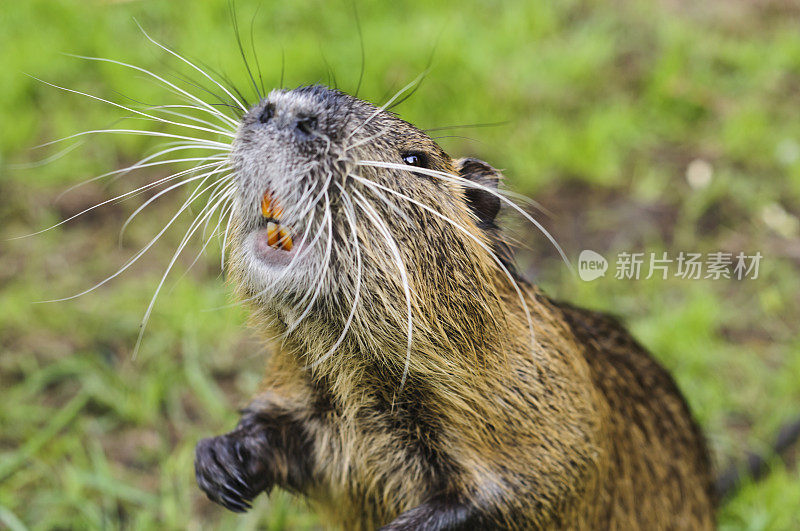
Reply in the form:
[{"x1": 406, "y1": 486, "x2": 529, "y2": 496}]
[
  {"x1": 235, "y1": 438, "x2": 247, "y2": 462},
  {"x1": 225, "y1": 473, "x2": 250, "y2": 498},
  {"x1": 194, "y1": 432, "x2": 269, "y2": 513},
  {"x1": 217, "y1": 439, "x2": 253, "y2": 494},
  {"x1": 231, "y1": 469, "x2": 251, "y2": 493},
  {"x1": 218, "y1": 491, "x2": 251, "y2": 513}
]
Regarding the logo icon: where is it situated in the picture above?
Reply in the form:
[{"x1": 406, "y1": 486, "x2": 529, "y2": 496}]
[{"x1": 578, "y1": 250, "x2": 607, "y2": 281}]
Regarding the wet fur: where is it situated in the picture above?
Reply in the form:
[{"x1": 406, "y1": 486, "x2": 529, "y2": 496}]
[{"x1": 194, "y1": 85, "x2": 715, "y2": 529}]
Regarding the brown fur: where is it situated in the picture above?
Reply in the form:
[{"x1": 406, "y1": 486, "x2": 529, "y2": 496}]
[{"x1": 194, "y1": 85, "x2": 715, "y2": 529}]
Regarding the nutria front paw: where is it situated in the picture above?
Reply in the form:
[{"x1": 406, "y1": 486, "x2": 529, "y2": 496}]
[{"x1": 194, "y1": 430, "x2": 273, "y2": 513}]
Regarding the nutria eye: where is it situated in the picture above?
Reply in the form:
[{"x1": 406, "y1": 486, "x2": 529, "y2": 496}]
[
  {"x1": 259, "y1": 103, "x2": 275, "y2": 124},
  {"x1": 401, "y1": 151, "x2": 428, "y2": 168}
]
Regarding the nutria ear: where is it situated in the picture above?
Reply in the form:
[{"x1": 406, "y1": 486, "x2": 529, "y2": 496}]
[{"x1": 455, "y1": 158, "x2": 502, "y2": 228}]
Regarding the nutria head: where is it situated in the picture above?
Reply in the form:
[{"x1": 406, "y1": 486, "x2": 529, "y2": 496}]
[{"x1": 228, "y1": 85, "x2": 527, "y2": 383}]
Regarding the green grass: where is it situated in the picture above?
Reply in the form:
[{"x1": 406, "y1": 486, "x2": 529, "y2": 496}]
[{"x1": 2, "y1": 0, "x2": 800, "y2": 528}]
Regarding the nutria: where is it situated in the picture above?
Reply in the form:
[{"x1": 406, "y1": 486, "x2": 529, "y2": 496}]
[{"x1": 190, "y1": 84, "x2": 719, "y2": 529}]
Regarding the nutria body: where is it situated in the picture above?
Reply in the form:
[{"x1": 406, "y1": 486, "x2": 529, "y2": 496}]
[{"x1": 194, "y1": 85, "x2": 715, "y2": 529}]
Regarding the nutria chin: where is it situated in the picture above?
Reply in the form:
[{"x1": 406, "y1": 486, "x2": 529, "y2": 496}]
[{"x1": 193, "y1": 84, "x2": 716, "y2": 530}]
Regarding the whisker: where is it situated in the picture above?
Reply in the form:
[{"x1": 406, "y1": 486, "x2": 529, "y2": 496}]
[
  {"x1": 284, "y1": 193, "x2": 334, "y2": 336},
  {"x1": 220, "y1": 199, "x2": 237, "y2": 271},
  {"x1": 197, "y1": 179, "x2": 238, "y2": 240},
  {"x1": 134, "y1": 22, "x2": 249, "y2": 114},
  {"x1": 495, "y1": 189, "x2": 552, "y2": 218},
  {"x1": 30, "y1": 76, "x2": 236, "y2": 139},
  {"x1": 386, "y1": 42, "x2": 438, "y2": 112},
  {"x1": 99, "y1": 143, "x2": 228, "y2": 194},
  {"x1": 66, "y1": 53, "x2": 239, "y2": 128},
  {"x1": 279, "y1": 48, "x2": 286, "y2": 89},
  {"x1": 97, "y1": 152, "x2": 228, "y2": 191},
  {"x1": 278, "y1": 166, "x2": 334, "y2": 235},
  {"x1": 8, "y1": 141, "x2": 83, "y2": 170},
  {"x1": 37, "y1": 169, "x2": 224, "y2": 304},
  {"x1": 167, "y1": 184, "x2": 236, "y2": 293},
  {"x1": 249, "y1": 3, "x2": 267, "y2": 97},
  {"x1": 120, "y1": 164, "x2": 231, "y2": 240},
  {"x1": 37, "y1": 128, "x2": 231, "y2": 150},
  {"x1": 311, "y1": 183, "x2": 362, "y2": 368},
  {"x1": 142, "y1": 105, "x2": 235, "y2": 132},
  {"x1": 10, "y1": 159, "x2": 227, "y2": 241},
  {"x1": 423, "y1": 121, "x2": 510, "y2": 133},
  {"x1": 181, "y1": 183, "x2": 237, "y2": 278},
  {"x1": 347, "y1": 71, "x2": 427, "y2": 141},
  {"x1": 56, "y1": 143, "x2": 228, "y2": 198},
  {"x1": 156, "y1": 68, "x2": 244, "y2": 118},
  {"x1": 350, "y1": 173, "x2": 536, "y2": 351},
  {"x1": 351, "y1": 188, "x2": 414, "y2": 389},
  {"x1": 229, "y1": 1, "x2": 262, "y2": 101},
  {"x1": 352, "y1": 0, "x2": 365, "y2": 98},
  {"x1": 343, "y1": 125, "x2": 390, "y2": 154},
  {"x1": 132, "y1": 183, "x2": 234, "y2": 358},
  {"x1": 356, "y1": 160, "x2": 573, "y2": 272}
]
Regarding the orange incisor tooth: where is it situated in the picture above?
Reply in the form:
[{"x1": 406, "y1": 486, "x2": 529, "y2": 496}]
[
  {"x1": 266, "y1": 222, "x2": 279, "y2": 246},
  {"x1": 277, "y1": 228, "x2": 293, "y2": 251},
  {"x1": 261, "y1": 192, "x2": 272, "y2": 218}
]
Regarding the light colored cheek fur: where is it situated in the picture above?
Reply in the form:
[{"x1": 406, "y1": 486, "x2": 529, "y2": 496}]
[{"x1": 226, "y1": 215, "x2": 329, "y2": 306}]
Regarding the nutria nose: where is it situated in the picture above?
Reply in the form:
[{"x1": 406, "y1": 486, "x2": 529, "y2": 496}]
[
  {"x1": 258, "y1": 103, "x2": 275, "y2": 124},
  {"x1": 295, "y1": 115, "x2": 318, "y2": 136},
  {"x1": 257, "y1": 101, "x2": 319, "y2": 137}
]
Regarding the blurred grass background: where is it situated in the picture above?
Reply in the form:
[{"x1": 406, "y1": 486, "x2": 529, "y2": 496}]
[{"x1": 1, "y1": 0, "x2": 800, "y2": 529}]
